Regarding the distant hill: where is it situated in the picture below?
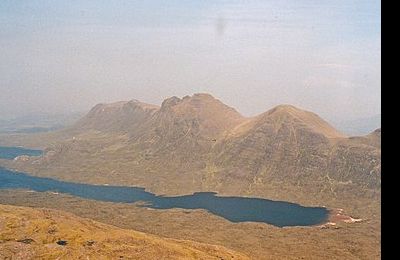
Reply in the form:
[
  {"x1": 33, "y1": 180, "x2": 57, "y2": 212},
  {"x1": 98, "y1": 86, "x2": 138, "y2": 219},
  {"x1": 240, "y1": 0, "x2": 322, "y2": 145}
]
[
  {"x1": 0, "y1": 204, "x2": 248, "y2": 259},
  {"x1": 333, "y1": 114, "x2": 381, "y2": 136},
  {"x1": 0, "y1": 93, "x2": 381, "y2": 205},
  {"x1": 73, "y1": 100, "x2": 159, "y2": 133}
]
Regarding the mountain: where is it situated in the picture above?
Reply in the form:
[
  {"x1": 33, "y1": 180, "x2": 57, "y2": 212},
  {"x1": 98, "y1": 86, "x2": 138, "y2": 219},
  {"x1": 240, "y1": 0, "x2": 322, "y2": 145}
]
[
  {"x1": 0, "y1": 93, "x2": 381, "y2": 205},
  {"x1": 73, "y1": 100, "x2": 159, "y2": 133},
  {"x1": 211, "y1": 104, "x2": 345, "y2": 179},
  {"x1": 0, "y1": 204, "x2": 248, "y2": 259},
  {"x1": 123, "y1": 93, "x2": 246, "y2": 173},
  {"x1": 207, "y1": 105, "x2": 380, "y2": 199}
]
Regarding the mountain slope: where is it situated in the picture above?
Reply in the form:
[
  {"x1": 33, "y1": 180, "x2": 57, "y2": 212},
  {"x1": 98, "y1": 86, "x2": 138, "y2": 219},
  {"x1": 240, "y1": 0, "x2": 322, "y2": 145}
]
[
  {"x1": 211, "y1": 104, "x2": 341, "y2": 180},
  {"x1": 122, "y1": 93, "x2": 246, "y2": 173},
  {"x1": 0, "y1": 94, "x2": 381, "y2": 204},
  {"x1": 73, "y1": 100, "x2": 159, "y2": 133},
  {"x1": 203, "y1": 105, "x2": 379, "y2": 199},
  {"x1": 0, "y1": 204, "x2": 248, "y2": 259}
]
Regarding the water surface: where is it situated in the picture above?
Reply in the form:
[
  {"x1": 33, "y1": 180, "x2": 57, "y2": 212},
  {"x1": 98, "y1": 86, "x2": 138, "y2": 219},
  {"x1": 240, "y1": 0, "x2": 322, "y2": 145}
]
[
  {"x1": 0, "y1": 145, "x2": 328, "y2": 227},
  {"x1": 0, "y1": 146, "x2": 43, "y2": 160},
  {"x1": 0, "y1": 167, "x2": 328, "y2": 227}
]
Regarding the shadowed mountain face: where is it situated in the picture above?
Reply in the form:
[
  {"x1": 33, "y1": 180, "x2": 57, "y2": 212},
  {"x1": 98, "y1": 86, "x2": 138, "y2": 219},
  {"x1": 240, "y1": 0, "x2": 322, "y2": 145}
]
[{"x1": 0, "y1": 93, "x2": 381, "y2": 203}]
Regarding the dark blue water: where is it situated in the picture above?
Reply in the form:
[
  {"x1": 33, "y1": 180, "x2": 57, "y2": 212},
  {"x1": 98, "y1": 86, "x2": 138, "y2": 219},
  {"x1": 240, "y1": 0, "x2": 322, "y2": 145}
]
[
  {"x1": 0, "y1": 167, "x2": 329, "y2": 227},
  {"x1": 0, "y1": 146, "x2": 43, "y2": 159},
  {"x1": 0, "y1": 146, "x2": 328, "y2": 227}
]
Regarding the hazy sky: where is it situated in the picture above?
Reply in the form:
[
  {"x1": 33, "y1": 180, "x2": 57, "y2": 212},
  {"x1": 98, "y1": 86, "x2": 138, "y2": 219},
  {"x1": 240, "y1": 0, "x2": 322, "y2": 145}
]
[{"x1": 0, "y1": 0, "x2": 380, "y2": 122}]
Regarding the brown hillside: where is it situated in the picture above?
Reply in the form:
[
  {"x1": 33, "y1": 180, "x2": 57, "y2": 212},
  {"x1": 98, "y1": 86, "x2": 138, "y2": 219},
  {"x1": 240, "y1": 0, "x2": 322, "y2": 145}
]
[
  {"x1": 139, "y1": 93, "x2": 245, "y2": 139},
  {"x1": 0, "y1": 94, "x2": 381, "y2": 204},
  {"x1": 73, "y1": 100, "x2": 159, "y2": 133},
  {"x1": 210, "y1": 105, "x2": 379, "y2": 196},
  {"x1": 0, "y1": 204, "x2": 248, "y2": 260}
]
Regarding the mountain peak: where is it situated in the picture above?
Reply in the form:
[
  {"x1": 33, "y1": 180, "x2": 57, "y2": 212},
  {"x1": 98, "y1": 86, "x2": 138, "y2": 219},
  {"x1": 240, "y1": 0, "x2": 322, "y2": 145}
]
[
  {"x1": 73, "y1": 99, "x2": 159, "y2": 132},
  {"x1": 160, "y1": 96, "x2": 181, "y2": 109},
  {"x1": 269, "y1": 104, "x2": 298, "y2": 111},
  {"x1": 161, "y1": 93, "x2": 220, "y2": 109},
  {"x1": 365, "y1": 128, "x2": 381, "y2": 143},
  {"x1": 105, "y1": 100, "x2": 129, "y2": 106},
  {"x1": 157, "y1": 93, "x2": 245, "y2": 137},
  {"x1": 266, "y1": 104, "x2": 311, "y2": 116},
  {"x1": 92, "y1": 100, "x2": 158, "y2": 111},
  {"x1": 191, "y1": 93, "x2": 216, "y2": 99},
  {"x1": 257, "y1": 104, "x2": 346, "y2": 139},
  {"x1": 371, "y1": 128, "x2": 381, "y2": 136}
]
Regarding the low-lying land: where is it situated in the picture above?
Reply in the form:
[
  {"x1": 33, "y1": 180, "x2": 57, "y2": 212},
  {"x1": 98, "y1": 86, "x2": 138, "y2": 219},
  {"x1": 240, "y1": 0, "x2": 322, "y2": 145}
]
[{"x1": 0, "y1": 190, "x2": 380, "y2": 259}]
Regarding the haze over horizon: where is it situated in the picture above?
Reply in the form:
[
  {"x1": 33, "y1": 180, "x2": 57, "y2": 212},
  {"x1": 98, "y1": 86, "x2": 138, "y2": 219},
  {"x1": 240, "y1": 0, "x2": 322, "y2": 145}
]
[{"x1": 0, "y1": 0, "x2": 381, "y2": 122}]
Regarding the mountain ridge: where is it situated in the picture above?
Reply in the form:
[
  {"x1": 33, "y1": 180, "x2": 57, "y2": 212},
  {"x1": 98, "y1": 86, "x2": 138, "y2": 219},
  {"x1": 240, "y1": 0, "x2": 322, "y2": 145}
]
[
  {"x1": 0, "y1": 93, "x2": 381, "y2": 206},
  {"x1": 72, "y1": 99, "x2": 159, "y2": 133}
]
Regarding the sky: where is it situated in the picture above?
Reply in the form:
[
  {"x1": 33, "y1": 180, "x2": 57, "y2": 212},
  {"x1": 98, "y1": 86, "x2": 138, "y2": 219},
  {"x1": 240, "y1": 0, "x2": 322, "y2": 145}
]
[{"x1": 0, "y1": 0, "x2": 381, "y2": 122}]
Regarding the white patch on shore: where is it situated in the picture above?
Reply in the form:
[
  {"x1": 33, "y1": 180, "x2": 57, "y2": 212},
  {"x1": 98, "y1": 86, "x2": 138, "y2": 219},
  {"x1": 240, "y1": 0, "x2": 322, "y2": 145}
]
[{"x1": 343, "y1": 217, "x2": 363, "y2": 223}]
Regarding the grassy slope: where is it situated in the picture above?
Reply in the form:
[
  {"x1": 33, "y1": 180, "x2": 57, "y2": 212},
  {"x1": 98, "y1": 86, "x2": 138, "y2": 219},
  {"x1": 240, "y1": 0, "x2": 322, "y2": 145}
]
[
  {"x1": 0, "y1": 203, "x2": 248, "y2": 260},
  {"x1": 0, "y1": 191, "x2": 381, "y2": 260}
]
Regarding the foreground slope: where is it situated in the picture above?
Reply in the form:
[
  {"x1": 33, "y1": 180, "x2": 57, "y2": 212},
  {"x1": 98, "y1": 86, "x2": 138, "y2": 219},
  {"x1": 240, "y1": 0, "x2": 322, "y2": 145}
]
[
  {"x1": 0, "y1": 204, "x2": 248, "y2": 259},
  {"x1": 0, "y1": 191, "x2": 381, "y2": 260}
]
